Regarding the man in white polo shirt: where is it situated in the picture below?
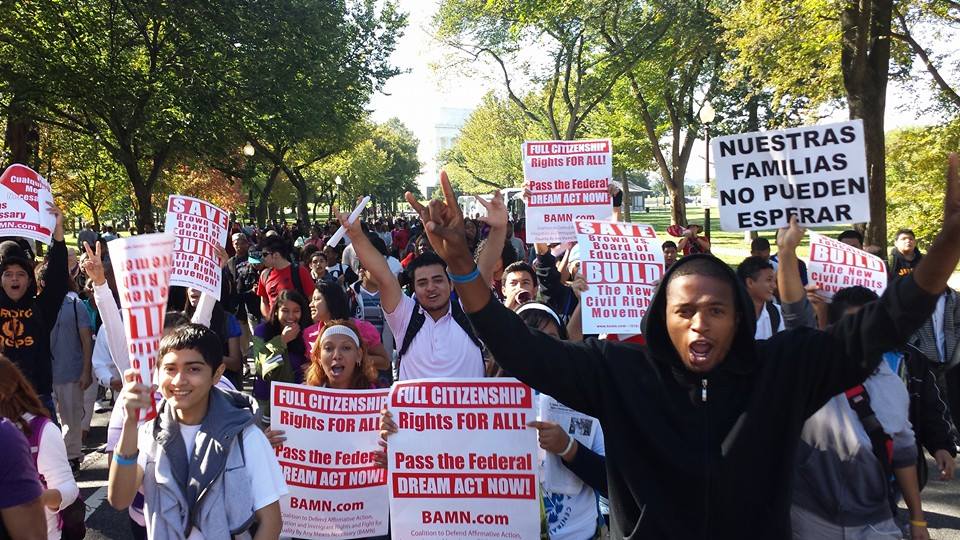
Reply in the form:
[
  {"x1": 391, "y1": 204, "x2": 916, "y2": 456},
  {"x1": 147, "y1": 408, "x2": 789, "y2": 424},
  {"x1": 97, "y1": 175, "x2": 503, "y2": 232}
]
[{"x1": 341, "y1": 214, "x2": 484, "y2": 380}]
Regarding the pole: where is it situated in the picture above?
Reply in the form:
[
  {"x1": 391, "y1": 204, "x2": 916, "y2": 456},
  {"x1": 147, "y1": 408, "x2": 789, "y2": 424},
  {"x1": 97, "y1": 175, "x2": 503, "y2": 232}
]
[{"x1": 704, "y1": 127, "x2": 711, "y2": 241}]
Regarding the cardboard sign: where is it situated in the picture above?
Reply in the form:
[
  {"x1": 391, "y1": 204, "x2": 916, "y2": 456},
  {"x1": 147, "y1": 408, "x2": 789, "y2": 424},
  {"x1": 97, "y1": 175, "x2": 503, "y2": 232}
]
[
  {"x1": 523, "y1": 139, "x2": 613, "y2": 243},
  {"x1": 806, "y1": 231, "x2": 887, "y2": 300},
  {"x1": 575, "y1": 221, "x2": 664, "y2": 334},
  {"x1": 712, "y1": 120, "x2": 869, "y2": 231},
  {"x1": 271, "y1": 382, "x2": 389, "y2": 540},
  {"x1": 388, "y1": 379, "x2": 539, "y2": 540},
  {"x1": 0, "y1": 164, "x2": 56, "y2": 244},
  {"x1": 108, "y1": 233, "x2": 175, "y2": 421},
  {"x1": 164, "y1": 195, "x2": 229, "y2": 300}
]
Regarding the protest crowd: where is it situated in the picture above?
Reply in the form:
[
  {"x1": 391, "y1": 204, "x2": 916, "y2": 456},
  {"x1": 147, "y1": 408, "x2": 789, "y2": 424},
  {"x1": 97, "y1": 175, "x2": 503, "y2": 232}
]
[{"x1": 1, "y1": 145, "x2": 960, "y2": 540}]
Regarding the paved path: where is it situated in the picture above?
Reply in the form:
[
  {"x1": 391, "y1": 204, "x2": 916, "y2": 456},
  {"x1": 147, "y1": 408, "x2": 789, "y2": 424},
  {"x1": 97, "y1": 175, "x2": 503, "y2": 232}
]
[{"x1": 78, "y1": 399, "x2": 960, "y2": 539}]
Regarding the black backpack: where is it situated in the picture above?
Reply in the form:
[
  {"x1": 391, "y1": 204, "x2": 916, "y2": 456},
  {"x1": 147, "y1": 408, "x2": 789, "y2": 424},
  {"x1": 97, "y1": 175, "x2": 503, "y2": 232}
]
[
  {"x1": 396, "y1": 299, "x2": 484, "y2": 370},
  {"x1": 765, "y1": 301, "x2": 782, "y2": 333}
]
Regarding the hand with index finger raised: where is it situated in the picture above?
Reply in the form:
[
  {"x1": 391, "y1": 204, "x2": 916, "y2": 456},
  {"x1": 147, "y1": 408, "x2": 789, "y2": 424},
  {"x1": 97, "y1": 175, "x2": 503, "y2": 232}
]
[
  {"x1": 476, "y1": 190, "x2": 508, "y2": 230},
  {"x1": 406, "y1": 171, "x2": 472, "y2": 270}
]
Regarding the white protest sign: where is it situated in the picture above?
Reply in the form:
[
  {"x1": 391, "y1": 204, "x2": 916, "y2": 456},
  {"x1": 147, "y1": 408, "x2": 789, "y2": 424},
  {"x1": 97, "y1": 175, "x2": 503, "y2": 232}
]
[
  {"x1": 271, "y1": 382, "x2": 389, "y2": 540},
  {"x1": 807, "y1": 231, "x2": 887, "y2": 300},
  {"x1": 0, "y1": 164, "x2": 56, "y2": 244},
  {"x1": 108, "y1": 233, "x2": 175, "y2": 421},
  {"x1": 575, "y1": 220, "x2": 663, "y2": 334},
  {"x1": 388, "y1": 379, "x2": 539, "y2": 540},
  {"x1": 712, "y1": 120, "x2": 869, "y2": 231},
  {"x1": 164, "y1": 195, "x2": 229, "y2": 300},
  {"x1": 523, "y1": 139, "x2": 613, "y2": 243}
]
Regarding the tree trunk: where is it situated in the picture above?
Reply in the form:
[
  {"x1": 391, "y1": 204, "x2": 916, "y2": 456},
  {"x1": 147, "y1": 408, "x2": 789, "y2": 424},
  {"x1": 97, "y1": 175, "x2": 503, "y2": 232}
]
[
  {"x1": 670, "y1": 188, "x2": 688, "y2": 226},
  {"x1": 851, "y1": 95, "x2": 887, "y2": 246},
  {"x1": 841, "y1": 0, "x2": 892, "y2": 246},
  {"x1": 620, "y1": 173, "x2": 631, "y2": 222},
  {"x1": 294, "y1": 185, "x2": 310, "y2": 228},
  {"x1": 91, "y1": 209, "x2": 101, "y2": 231},
  {"x1": 3, "y1": 91, "x2": 38, "y2": 168},
  {"x1": 255, "y1": 167, "x2": 281, "y2": 228},
  {"x1": 133, "y1": 183, "x2": 154, "y2": 233}
]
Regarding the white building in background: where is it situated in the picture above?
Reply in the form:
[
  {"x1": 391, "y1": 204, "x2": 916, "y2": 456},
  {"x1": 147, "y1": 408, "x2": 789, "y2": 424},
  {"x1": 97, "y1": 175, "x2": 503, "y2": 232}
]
[{"x1": 417, "y1": 106, "x2": 472, "y2": 197}]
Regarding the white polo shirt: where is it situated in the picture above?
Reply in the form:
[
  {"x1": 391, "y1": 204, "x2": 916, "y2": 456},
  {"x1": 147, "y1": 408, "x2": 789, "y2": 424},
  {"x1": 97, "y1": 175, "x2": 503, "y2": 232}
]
[{"x1": 385, "y1": 294, "x2": 484, "y2": 380}]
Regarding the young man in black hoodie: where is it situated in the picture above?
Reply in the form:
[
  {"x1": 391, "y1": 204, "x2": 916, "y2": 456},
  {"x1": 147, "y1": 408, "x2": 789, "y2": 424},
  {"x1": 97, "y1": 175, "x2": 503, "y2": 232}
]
[
  {"x1": 404, "y1": 157, "x2": 960, "y2": 540},
  {"x1": 0, "y1": 202, "x2": 67, "y2": 418},
  {"x1": 890, "y1": 228, "x2": 923, "y2": 279}
]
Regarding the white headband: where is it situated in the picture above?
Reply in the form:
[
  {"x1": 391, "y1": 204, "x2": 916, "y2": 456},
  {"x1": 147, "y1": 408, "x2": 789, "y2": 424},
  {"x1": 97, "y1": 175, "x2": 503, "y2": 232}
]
[
  {"x1": 320, "y1": 324, "x2": 360, "y2": 347},
  {"x1": 514, "y1": 302, "x2": 562, "y2": 327}
]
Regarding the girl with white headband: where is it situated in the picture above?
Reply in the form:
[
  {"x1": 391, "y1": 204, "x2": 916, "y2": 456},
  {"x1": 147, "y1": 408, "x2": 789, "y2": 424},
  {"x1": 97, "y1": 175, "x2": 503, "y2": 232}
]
[{"x1": 305, "y1": 319, "x2": 380, "y2": 390}]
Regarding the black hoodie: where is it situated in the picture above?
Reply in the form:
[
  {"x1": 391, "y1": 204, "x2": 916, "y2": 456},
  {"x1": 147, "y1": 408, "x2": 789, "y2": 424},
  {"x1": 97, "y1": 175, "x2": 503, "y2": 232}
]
[
  {"x1": 889, "y1": 246, "x2": 923, "y2": 280},
  {"x1": 0, "y1": 240, "x2": 68, "y2": 396},
  {"x1": 468, "y1": 254, "x2": 938, "y2": 539}
]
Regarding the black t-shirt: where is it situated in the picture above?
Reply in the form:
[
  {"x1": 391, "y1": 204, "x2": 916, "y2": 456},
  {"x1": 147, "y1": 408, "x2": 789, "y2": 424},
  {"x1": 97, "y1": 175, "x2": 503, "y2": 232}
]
[{"x1": 227, "y1": 254, "x2": 259, "y2": 315}]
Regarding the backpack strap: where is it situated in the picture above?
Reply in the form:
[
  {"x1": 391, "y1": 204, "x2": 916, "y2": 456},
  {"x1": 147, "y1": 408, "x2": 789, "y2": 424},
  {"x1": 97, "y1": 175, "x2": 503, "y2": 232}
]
[
  {"x1": 450, "y1": 300, "x2": 483, "y2": 350},
  {"x1": 844, "y1": 384, "x2": 897, "y2": 514},
  {"x1": 289, "y1": 262, "x2": 304, "y2": 296},
  {"x1": 26, "y1": 416, "x2": 50, "y2": 485},
  {"x1": 844, "y1": 385, "x2": 894, "y2": 468},
  {"x1": 765, "y1": 301, "x2": 781, "y2": 333},
  {"x1": 396, "y1": 301, "x2": 427, "y2": 366}
]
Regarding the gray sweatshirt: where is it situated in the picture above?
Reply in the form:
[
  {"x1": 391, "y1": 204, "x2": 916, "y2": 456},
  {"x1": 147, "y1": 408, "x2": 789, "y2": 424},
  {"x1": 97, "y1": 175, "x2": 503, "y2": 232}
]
[{"x1": 785, "y1": 296, "x2": 917, "y2": 526}]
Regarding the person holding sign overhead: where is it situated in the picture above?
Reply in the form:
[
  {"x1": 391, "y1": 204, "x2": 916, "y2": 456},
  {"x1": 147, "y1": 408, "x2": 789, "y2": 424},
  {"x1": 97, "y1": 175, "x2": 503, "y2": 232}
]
[
  {"x1": 402, "y1": 156, "x2": 960, "y2": 539},
  {"x1": 0, "y1": 201, "x2": 67, "y2": 419}
]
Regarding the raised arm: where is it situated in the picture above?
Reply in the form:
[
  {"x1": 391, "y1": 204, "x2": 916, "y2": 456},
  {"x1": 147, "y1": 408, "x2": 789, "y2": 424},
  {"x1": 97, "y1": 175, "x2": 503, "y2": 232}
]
[
  {"x1": 37, "y1": 202, "x2": 68, "y2": 317},
  {"x1": 404, "y1": 171, "x2": 610, "y2": 417},
  {"x1": 475, "y1": 192, "x2": 508, "y2": 287},
  {"x1": 338, "y1": 213, "x2": 403, "y2": 315},
  {"x1": 84, "y1": 242, "x2": 130, "y2": 373},
  {"x1": 775, "y1": 217, "x2": 805, "y2": 305},
  {"x1": 769, "y1": 154, "x2": 960, "y2": 414},
  {"x1": 776, "y1": 218, "x2": 817, "y2": 330}
]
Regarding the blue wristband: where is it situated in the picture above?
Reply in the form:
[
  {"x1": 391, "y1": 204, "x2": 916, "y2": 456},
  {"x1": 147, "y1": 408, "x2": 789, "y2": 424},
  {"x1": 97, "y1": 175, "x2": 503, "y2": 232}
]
[
  {"x1": 113, "y1": 452, "x2": 139, "y2": 466},
  {"x1": 447, "y1": 265, "x2": 481, "y2": 284}
]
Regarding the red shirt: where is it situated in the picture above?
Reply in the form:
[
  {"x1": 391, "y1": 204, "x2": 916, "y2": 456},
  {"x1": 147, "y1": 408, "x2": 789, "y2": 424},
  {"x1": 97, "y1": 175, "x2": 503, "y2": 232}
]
[
  {"x1": 681, "y1": 236, "x2": 709, "y2": 256},
  {"x1": 256, "y1": 264, "x2": 316, "y2": 307},
  {"x1": 392, "y1": 229, "x2": 410, "y2": 252}
]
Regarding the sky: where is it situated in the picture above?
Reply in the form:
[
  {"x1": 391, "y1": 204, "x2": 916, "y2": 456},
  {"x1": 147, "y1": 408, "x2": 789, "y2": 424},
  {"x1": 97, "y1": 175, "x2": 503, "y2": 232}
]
[{"x1": 370, "y1": 0, "x2": 950, "y2": 191}]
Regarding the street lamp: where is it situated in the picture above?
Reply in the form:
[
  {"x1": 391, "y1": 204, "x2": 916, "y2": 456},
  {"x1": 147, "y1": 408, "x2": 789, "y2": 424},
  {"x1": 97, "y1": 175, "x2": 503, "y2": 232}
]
[
  {"x1": 243, "y1": 143, "x2": 256, "y2": 220},
  {"x1": 699, "y1": 100, "x2": 716, "y2": 241},
  {"x1": 333, "y1": 175, "x2": 343, "y2": 213}
]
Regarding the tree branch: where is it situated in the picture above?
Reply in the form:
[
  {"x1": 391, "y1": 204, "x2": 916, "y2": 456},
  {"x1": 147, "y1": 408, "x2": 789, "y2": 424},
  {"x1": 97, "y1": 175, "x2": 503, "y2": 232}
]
[{"x1": 891, "y1": 13, "x2": 960, "y2": 108}]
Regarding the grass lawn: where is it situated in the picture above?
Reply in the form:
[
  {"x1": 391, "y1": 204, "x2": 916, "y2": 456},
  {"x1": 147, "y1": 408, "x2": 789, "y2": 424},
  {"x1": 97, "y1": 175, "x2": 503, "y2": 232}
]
[{"x1": 630, "y1": 205, "x2": 853, "y2": 268}]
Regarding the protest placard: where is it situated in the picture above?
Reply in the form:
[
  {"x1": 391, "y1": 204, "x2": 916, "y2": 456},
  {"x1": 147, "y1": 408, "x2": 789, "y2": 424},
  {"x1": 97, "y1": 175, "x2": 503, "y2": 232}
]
[
  {"x1": 108, "y1": 233, "x2": 175, "y2": 421},
  {"x1": 388, "y1": 379, "x2": 539, "y2": 540},
  {"x1": 575, "y1": 220, "x2": 663, "y2": 334},
  {"x1": 807, "y1": 231, "x2": 887, "y2": 300},
  {"x1": 712, "y1": 120, "x2": 869, "y2": 231},
  {"x1": 164, "y1": 195, "x2": 229, "y2": 300},
  {"x1": 0, "y1": 164, "x2": 56, "y2": 244},
  {"x1": 523, "y1": 139, "x2": 613, "y2": 243},
  {"x1": 271, "y1": 382, "x2": 389, "y2": 540}
]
